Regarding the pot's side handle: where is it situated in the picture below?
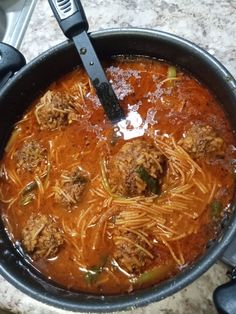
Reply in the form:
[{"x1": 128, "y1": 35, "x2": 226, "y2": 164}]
[
  {"x1": 0, "y1": 42, "x2": 26, "y2": 89},
  {"x1": 213, "y1": 268, "x2": 236, "y2": 314}
]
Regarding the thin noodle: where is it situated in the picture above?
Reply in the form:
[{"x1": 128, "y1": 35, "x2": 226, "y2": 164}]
[
  {"x1": 118, "y1": 226, "x2": 153, "y2": 247},
  {"x1": 160, "y1": 236, "x2": 182, "y2": 265}
]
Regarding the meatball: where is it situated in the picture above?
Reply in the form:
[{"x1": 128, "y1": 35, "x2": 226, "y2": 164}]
[
  {"x1": 35, "y1": 90, "x2": 78, "y2": 130},
  {"x1": 113, "y1": 229, "x2": 152, "y2": 274},
  {"x1": 14, "y1": 140, "x2": 47, "y2": 173},
  {"x1": 178, "y1": 124, "x2": 224, "y2": 159},
  {"x1": 22, "y1": 214, "x2": 64, "y2": 260},
  {"x1": 54, "y1": 166, "x2": 89, "y2": 207},
  {"x1": 108, "y1": 140, "x2": 165, "y2": 197}
]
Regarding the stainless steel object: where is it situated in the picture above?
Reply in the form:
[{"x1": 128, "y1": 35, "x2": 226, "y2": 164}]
[{"x1": 0, "y1": 0, "x2": 38, "y2": 48}]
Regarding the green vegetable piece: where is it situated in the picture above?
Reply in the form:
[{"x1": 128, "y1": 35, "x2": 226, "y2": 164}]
[
  {"x1": 19, "y1": 193, "x2": 35, "y2": 206},
  {"x1": 85, "y1": 266, "x2": 102, "y2": 285},
  {"x1": 19, "y1": 181, "x2": 38, "y2": 206},
  {"x1": 136, "y1": 166, "x2": 160, "y2": 194},
  {"x1": 22, "y1": 181, "x2": 37, "y2": 196},
  {"x1": 210, "y1": 199, "x2": 223, "y2": 218},
  {"x1": 84, "y1": 256, "x2": 108, "y2": 285},
  {"x1": 133, "y1": 263, "x2": 174, "y2": 286},
  {"x1": 167, "y1": 66, "x2": 177, "y2": 78},
  {"x1": 166, "y1": 65, "x2": 177, "y2": 87}
]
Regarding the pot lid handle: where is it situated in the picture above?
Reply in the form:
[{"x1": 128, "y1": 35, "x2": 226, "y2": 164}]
[
  {"x1": 0, "y1": 43, "x2": 26, "y2": 89},
  {"x1": 213, "y1": 267, "x2": 236, "y2": 314}
]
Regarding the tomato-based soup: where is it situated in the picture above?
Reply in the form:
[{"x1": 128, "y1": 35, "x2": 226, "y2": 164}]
[{"x1": 0, "y1": 57, "x2": 235, "y2": 294}]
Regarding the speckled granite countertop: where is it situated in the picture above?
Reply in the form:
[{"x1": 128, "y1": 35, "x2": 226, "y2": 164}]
[{"x1": 0, "y1": 0, "x2": 236, "y2": 313}]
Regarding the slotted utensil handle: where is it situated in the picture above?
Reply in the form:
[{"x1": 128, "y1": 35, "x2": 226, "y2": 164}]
[{"x1": 48, "y1": 0, "x2": 88, "y2": 37}]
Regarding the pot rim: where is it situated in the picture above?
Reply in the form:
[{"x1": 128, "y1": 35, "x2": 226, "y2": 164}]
[{"x1": 0, "y1": 27, "x2": 236, "y2": 312}]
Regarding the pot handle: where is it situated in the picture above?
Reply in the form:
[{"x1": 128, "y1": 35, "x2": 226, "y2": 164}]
[
  {"x1": 0, "y1": 42, "x2": 26, "y2": 89},
  {"x1": 213, "y1": 267, "x2": 236, "y2": 314}
]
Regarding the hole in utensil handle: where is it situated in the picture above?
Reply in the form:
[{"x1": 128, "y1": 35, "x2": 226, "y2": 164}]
[{"x1": 48, "y1": 0, "x2": 88, "y2": 38}]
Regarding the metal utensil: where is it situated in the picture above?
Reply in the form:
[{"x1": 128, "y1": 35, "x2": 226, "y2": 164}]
[{"x1": 48, "y1": 0, "x2": 125, "y2": 123}]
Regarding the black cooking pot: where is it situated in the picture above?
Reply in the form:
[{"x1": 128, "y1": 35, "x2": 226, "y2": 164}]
[{"x1": 0, "y1": 28, "x2": 236, "y2": 313}]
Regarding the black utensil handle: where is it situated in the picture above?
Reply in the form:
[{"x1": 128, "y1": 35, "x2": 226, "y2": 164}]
[
  {"x1": 48, "y1": 0, "x2": 88, "y2": 38},
  {"x1": 0, "y1": 43, "x2": 26, "y2": 88},
  {"x1": 73, "y1": 32, "x2": 125, "y2": 123},
  {"x1": 213, "y1": 268, "x2": 236, "y2": 314}
]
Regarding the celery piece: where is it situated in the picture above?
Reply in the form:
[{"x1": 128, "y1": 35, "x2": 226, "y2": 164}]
[
  {"x1": 210, "y1": 199, "x2": 223, "y2": 218},
  {"x1": 167, "y1": 66, "x2": 177, "y2": 78},
  {"x1": 85, "y1": 266, "x2": 102, "y2": 285},
  {"x1": 136, "y1": 166, "x2": 160, "y2": 195},
  {"x1": 134, "y1": 263, "x2": 173, "y2": 286}
]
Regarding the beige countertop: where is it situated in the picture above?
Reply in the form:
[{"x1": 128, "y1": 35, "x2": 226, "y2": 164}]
[{"x1": 0, "y1": 0, "x2": 236, "y2": 313}]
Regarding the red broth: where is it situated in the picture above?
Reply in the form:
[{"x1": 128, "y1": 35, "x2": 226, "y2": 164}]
[{"x1": 0, "y1": 57, "x2": 235, "y2": 294}]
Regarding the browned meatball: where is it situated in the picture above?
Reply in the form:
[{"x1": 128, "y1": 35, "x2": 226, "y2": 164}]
[
  {"x1": 22, "y1": 214, "x2": 64, "y2": 260},
  {"x1": 54, "y1": 166, "x2": 89, "y2": 207},
  {"x1": 113, "y1": 229, "x2": 153, "y2": 274},
  {"x1": 14, "y1": 140, "x2": 47, "y2": 173},
  {"x1": 35, "y1": 90, "x2": 78, "y2": 130},
  {"x1": 178, "y1": 124, "x2": 224, "y2": 159},
  {"x1": 108, "y1": 140, "x2": 165, "y2": 197}
]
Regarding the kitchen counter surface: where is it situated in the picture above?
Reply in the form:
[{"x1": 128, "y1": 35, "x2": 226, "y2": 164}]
[{"x1": 0, "y1": 0, "x2": 236, "y2": 313}]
